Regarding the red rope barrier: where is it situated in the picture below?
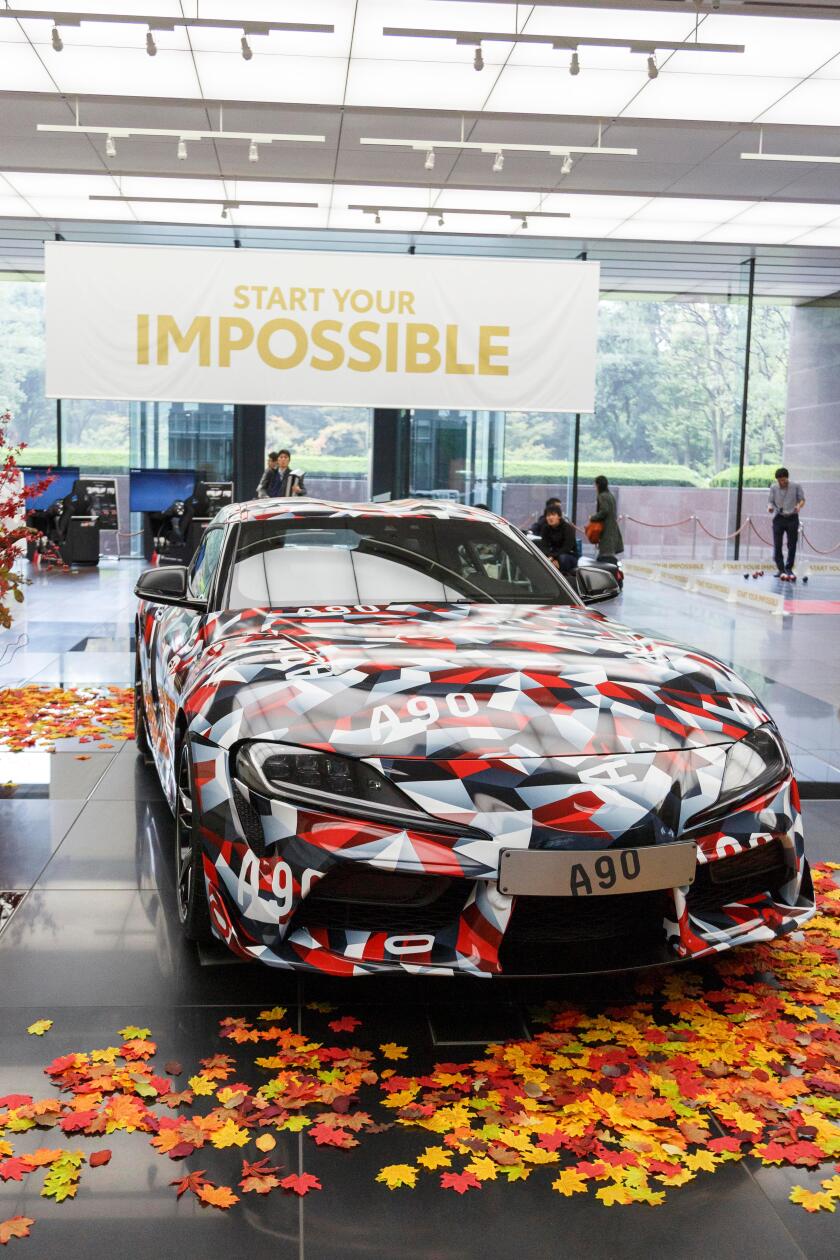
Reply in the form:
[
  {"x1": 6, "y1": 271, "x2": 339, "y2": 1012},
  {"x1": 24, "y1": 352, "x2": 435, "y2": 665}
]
[
  {"x1": 623, "y1": 514, "x2": 695, "y2": 528},
  {"x1": 800, "y1": 529, "x2": 840, "y2": 555},
  {"x1": 695, "y1": 519, "x2": 750, "y2": 541}
]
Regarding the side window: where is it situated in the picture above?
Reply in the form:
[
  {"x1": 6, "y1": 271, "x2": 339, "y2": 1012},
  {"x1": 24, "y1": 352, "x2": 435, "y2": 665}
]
[{"x1": 189, "y1": 528, "x2": 225, "y2": 601}]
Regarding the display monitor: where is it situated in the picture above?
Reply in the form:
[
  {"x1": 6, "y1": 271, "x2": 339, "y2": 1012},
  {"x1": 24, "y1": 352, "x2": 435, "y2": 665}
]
[
  {"x1": 129, "y1": 468, "x2": 196, "y2": 513},
  {"x1": 21, "y1": 466, "x2": 80, "y2": 508}
]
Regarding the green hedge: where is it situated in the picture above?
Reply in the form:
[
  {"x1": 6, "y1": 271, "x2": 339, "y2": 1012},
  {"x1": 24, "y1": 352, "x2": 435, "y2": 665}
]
[
  {"x1": 503, "y1": 460, "x2": 704, "y2": 487},
  {"x1": 709, "y1": 464, "x2": 780, "y2": 488}
]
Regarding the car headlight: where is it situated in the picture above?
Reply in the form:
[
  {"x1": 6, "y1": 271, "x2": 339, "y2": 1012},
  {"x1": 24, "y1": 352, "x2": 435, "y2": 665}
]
[
  {"x1": 686, "y1": 726, "x2": 789, "y2": 832},
  {"x1": 234, "y1": 741, "x2": 476, "y2": 838}
]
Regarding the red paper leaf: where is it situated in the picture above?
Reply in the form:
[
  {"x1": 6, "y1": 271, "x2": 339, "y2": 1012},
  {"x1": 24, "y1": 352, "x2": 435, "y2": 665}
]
[
  {"x1": 328, "y1": 1016, "x2": 362, "y2": 1033},
  {"x1": 440, "y1": 1170, "x2": 482, "y2": 1195},
  {"x1": 170, "y1": 1169, "x2": 208, "y2": 1199},
  {"x1": 0, "y1": 1159, "x2": 31, "y2": 1183},
  {"x1": 280, "y1": 1173, "x2": 322, "y2": 1197},
  {"x1": 88, "y1": 1149, "x2": 112, "y2": 1168}
]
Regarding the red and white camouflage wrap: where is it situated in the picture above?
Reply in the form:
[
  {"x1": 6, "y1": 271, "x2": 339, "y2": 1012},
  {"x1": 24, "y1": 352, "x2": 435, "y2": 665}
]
[{"x1": 137, "y1": 500, "x2": 814, "y2": 976}]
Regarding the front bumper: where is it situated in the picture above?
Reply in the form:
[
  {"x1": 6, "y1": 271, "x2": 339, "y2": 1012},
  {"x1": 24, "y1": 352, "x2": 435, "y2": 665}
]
[{"x1": 190, "y1": 738, "x2": 815, "y2": 976}]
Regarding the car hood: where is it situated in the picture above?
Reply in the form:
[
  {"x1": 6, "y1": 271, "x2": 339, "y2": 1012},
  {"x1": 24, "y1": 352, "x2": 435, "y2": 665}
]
[{"x1": 187, "y1": 603, "x2": 770, "y2": 758}]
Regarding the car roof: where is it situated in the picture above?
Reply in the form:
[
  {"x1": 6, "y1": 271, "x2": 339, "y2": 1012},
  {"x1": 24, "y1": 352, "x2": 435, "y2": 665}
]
[{"x1": 214, "y1": 498, "x2": 500, "y2": 525}]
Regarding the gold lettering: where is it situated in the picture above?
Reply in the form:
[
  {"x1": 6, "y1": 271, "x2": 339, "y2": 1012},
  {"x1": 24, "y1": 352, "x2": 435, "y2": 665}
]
[
  {"x1": 137, "y1": 313, "x2": 150, "y2": 365},
  {"x1": 252, "y1": 285, "x2": 267, "y2": 310},
  {"x1": 478, "y1": 325, "x2": 509, "y2": 376},
  {"x1": 233, "y1": 285, "x2": 249, "y2": 310},
  {"x1": 445, "y1": 324, "x2": 475, "y2": 375},
  {"x1": 257, "y1": 318, "x2": 307, "y2": 370},
  {"x1": 399, "y1": 291, "x2": 415, "y2": 315},
  {"x1": 405, "y1": 323, "x2": 440, "y2": 373},
  {"x1": 385, "y1": 322, "x2": 398, "y2": 372},
  {"x1": 156, "y1": 315, "x2": 211, "y2": 366},
  {"x1": 333, "y1": 288, "x2": 351, "y2": 312},
  {"x1": 289, "y1": 286, "x2": 306, "y2": 311},
  {"x1": 218, "y1": 316, "x2": 255, "y2": 367},
  {"x1": 347, "y1": 321, "x2": 382, "y2": 372},
  {"x1": 310, "y1": 319, "x2": 344, "y2": 371},
  {"x1": 350, "y1": 290, "x2": 373, "y2": 313},
  {"x1": 266, "y1": 287, "x2": 287, "y2": 310},
  {"x1": 309, "y1": 287, "x2": 324, "y2": 312}
]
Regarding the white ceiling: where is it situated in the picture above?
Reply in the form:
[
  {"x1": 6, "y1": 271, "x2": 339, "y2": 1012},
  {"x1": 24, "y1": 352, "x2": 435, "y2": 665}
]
[{"x1": 4, "y1": 2, "x2": 840, "y2": 277}]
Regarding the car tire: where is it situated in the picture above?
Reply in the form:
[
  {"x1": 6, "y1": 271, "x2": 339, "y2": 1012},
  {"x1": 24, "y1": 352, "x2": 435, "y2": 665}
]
[
  {"x1": 175, "y1": 739, "x2": 214, "y2": 943},
  {"x1": 134, "y1": 650, "x2": 153, "y2": 764}
]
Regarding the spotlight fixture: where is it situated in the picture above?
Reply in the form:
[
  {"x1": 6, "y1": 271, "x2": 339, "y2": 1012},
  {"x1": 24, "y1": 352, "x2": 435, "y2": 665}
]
[
  {"x1": 248, "y1": 139, "x2": 259, "y2": 163},
  {"x1": 561, "y1": 154, "x2": 573, "y2": 175},
  {"x1": 569, "y1": 51, "x2": 580, "y2": 76},
  {"x1": 221, "y1": 206, "x2": 228, "y2": 219},
  {"x1": 241, "y1": 34, "x2": 253, "y2": 61},
  {"x1": 473, "y1": 45, "x2": 484, "y2": 71},
  {"x1": 521, "y1": 217, "x2": 529, "y2": 229},
  {"x1": 50, "y1": 25, "x2": 63, "y2": 52},
  {"x1": 374, "y1": 211, "x2": 381, "y2": 224},
  {"x1": 438, "y1": 214, "x2": 444, "y2": 226},
  {"x1": 177, "y1": 138, "x2": 187, "y2": 160},
  {"x1": 146, "y1": 29, "x2": 157, "y2": 57},
  {"x1": 105, "y1": 135, "x2": 116, "y2": 158},
  {"x1": 647, "y1": 54, "x2": 658, "y2": 79},
  {"x1": 361, "y1": 134, "x2": 636, "y2": 161},
  {"x1": 351, "y1": 204, "x2": 571, "y2": 228},
  {"x1": 424, "y1": 148, "x2": 435, "y2": 171},
  {"x1": 492, "y1": 151, "x2": 504, "y2": 173}
]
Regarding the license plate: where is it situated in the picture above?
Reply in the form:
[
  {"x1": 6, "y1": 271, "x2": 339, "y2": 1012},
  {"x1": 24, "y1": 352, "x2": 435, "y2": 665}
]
[{"x1": 498, "y1": 843, "x2": 697, "y2": 898}]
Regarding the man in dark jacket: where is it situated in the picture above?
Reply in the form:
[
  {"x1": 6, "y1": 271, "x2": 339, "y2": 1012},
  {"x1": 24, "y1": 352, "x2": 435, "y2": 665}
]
[
  {"x1": 536, "y1": 505, "x2": 578, "y2": 574},
  {"x1": 529, "y1": 496, "x2": 563, "y2": 536},
  {"x1": 256, "y1": 449, "x2": 305, "y2": 499}
]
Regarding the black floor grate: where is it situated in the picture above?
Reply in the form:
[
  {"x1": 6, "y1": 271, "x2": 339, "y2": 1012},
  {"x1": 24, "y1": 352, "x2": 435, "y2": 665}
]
[{"x1": 0, "y1": 891, "x2": 25, "y2": 936}]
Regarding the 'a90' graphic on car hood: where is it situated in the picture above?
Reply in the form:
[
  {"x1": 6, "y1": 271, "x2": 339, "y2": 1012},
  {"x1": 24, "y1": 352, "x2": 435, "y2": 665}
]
[{"x1": 185, "y1": 603, "x2": 770, "y2": 759}]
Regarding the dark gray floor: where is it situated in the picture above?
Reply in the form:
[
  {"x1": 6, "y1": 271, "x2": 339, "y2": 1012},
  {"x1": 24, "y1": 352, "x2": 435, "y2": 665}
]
[{"x1": 0, "y1": 563, "x2": 837, "y2": 1259}]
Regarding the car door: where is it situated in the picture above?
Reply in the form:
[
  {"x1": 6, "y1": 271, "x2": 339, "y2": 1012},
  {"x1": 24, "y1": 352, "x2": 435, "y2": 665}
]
[{"x1": 145, "y1": 526, "x2": 227, "y2": 776}]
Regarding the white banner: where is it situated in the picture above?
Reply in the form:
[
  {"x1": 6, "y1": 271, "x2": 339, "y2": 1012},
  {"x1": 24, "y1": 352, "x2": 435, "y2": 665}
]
[{"x1": 45, "y1": 243, "x2": 599, "y2": 412}]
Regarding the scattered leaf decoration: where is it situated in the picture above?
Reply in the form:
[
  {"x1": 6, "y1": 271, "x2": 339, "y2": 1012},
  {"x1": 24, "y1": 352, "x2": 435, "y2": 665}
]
[
  {"x1": 280, "y1": 1173, "x2": 322, "y2": 1197},
  {"x1": 0, "y1": 1217, "x2": 34, "y2": 1246},
  {"x1": 379, "y1": 1043, "x2": 408, "y2": 1061},
  {"x1": 376, "y1": 1164, "x2": 417, "y2": 1190},
  {"x1": 0, "y1": 864, "x2": 836, "y2": 1238},
  {"x1": 25, "y1": 1021, "x2": 52, "y2": 1038},
  {"x1": 197, "y1": 1183, "x2": 239, "y2": 1210},
  {"x1": 0, "y1": 686, "x2": 133, "y2": 753},
  {"x1": 239, "y1": 1158, "x2": 283, "y2": 1195}
]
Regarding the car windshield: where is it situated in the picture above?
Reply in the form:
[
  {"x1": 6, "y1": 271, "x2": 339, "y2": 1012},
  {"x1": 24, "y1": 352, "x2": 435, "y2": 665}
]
[{"x1": 226, "y1": 515, "x2": 576, "y2": 610}]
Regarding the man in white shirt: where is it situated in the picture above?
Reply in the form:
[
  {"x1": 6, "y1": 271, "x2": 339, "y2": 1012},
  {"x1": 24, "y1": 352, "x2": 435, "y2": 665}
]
[{"x1": 767, "y1": 467, "x2": 805, "y2": 580}]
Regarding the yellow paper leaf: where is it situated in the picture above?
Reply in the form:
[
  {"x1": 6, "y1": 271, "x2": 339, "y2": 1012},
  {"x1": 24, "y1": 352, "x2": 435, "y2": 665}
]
[
  {"x1": 26, "y1": 1019, "x2": 53, "y2": 1037},
  {"x1": 789, "y1": 1186, "x2": 836, "y2": 1214},
  {"x1": 380, "y1": 1043, "x2": 408, "y2": 1061},
  {"x1": 255, "y1": 1133, "x2": 276, "y2": 1153},
  {"x1": 417, "y1": 1147, "x2": 452, "y2": 1171},
  {"x1": 376, "y1": 1163, "x2": 417, "y2": 1190},
  {"x1": 210, "y1": 1119, "x2": 250, "y2": 1150},
  {"x1": 552, "y1": 1169, "x2": 588, "y2": 1197}
]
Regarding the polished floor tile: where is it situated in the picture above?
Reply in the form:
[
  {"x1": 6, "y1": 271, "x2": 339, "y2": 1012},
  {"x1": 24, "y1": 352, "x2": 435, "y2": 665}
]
[
  {"x1": 35, "y1": 798, "x2": 174, "y2": 890},
  {"x1": 90, "y1": 743, "x2": 165, "y2": 802},
  {"x1": 0, "y1": 751, "x2": 114, "y2": 799},
  {"x1": 0, "y1": 798, "x2": 84, "y2": 889}
]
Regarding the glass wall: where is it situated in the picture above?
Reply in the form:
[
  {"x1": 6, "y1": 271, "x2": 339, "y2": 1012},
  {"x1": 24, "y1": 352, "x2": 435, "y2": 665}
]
[
  {"x1": 130, "y1": 402, "x2": 233, "y2": 480},
  {"x1": 0, "y1": 279, "x2": 55, "y2": 461},
  {"x1": 411, "y1": 410, "x2": 504, "y2": 508},
  {"x1": 62, "y1": 399, "x2": 130, "y2": 472},
  {"x1": 266, "y1": 405, "x2": 371, "y2": 500}
]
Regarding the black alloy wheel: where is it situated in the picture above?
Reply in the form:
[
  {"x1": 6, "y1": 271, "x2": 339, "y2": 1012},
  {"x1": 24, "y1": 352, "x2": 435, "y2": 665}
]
[
  {"x1": 175, "y1": 740, "x2": 214, "y2": 942},
  {"x1": 133, "y1": 649, "x2": 153, "y2": 763}
]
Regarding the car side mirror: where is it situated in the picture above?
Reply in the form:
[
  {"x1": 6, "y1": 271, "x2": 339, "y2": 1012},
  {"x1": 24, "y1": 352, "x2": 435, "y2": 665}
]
[
  {"x1": 575, "y1": 566, "x2": 620, "y2": 604},
  {"x1": 134, "y1": 565, "x2": 205, "y2": 611}
]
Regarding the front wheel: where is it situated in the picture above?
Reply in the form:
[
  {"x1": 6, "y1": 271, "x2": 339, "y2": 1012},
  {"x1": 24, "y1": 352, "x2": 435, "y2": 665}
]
[
  {"x1": 134, "y1": 650, "x2": 153, "y2": 763},
  {"x1": 175, "y1": 740, "x2": 214, "y2": 943}
]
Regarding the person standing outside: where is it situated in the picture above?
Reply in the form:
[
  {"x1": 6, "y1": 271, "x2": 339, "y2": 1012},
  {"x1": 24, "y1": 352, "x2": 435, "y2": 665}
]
[
  {"x1": 589, "y1": 475, "x2": 624, "y2": 561},
  {"x1": 256, "y1": 449, "x2": 306, "y2": 499},
  {"x1": 768, "y1": 467, "x2": 805, "y2": 580}
]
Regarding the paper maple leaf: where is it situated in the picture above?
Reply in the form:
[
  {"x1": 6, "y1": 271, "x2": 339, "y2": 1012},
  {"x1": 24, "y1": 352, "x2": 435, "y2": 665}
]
[
  {"x1": 308, "y1": 1123, "x2": 358, "y2": 1150},
  {"x1": 88, "y1": 1149, "x2": 112, "y2": 1168},
  {"x1": 197, "y1": 1183, "x2": 239, "y2": 1210},
  {"x1": 0, "y1": 1215, "x2": 34, "y2": 1245},
  {"x1": 170, "y1": 1170, "x2": 209, "y2": 1199},
  {"x1": 375, "y1": 1164, "x2": 417, "y2": 1190},
  {"x1": 26, "y1": 1020, "x2": 52, "y2": 1037},
  {"x1": 789, "y1": 1185, "x2": 837, "y2": 1213},
  {"x1": 440, "y1": 1170, "x2": 481, "y2": 1195},
  {"x1": 210, "y1": 1119, "x2": 250, "y2": 1150},
  {"x1": 552, "y1": 1168, "x2": 588, "y2": 1197},
  {"x1": 254, "y1": 1133, "x2": 276, "y2": 1153},
  {"x1": 417, "y1": 1147, "x2": 451, "y2": 1171},
  {"x1": 239, "y1": 1158, "x2": 282, "y2": 1195},
  {"x1": 117, "y1": 1026, "x2": 151, "y2": 1041},
  {"x1": 329, "y1": 1016, "x2": 362, "y2": 1033},
  {"x1": 379, "y1": 1043, "x2": 408, "y2": 1061},
  {"x1": 280, "y1": 1172, "x2": 322, "y2": 1197},
  {"x1": 258, "y1": 1007, "x2": 287, "y2": 1022},
  {"x1": 0, "y1": 1158, "x2": 30, "y2": 1183}
]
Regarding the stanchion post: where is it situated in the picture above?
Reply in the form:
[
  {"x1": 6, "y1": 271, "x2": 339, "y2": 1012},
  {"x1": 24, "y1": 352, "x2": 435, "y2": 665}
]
[{"x1": 691, "y1": 514, "x2": 697, "y2": 560}]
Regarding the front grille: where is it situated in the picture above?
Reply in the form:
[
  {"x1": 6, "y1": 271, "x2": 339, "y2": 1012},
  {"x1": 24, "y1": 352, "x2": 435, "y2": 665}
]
[
  {"x1": 294, "y1": 869, "x2": 469, "y2": 935},
  {"x1": 232, "y1": 785, "x2": 265, "y2": 854},
  {"x1": 498, "y1": 889, "x2": 668, "y2": 974},
  {"x1": 688, "y1": 839, "x2": 788, "y2": 914}
]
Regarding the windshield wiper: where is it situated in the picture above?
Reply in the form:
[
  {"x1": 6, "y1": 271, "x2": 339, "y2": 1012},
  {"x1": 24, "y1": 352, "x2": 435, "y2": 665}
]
[{"x1": 355, "y1": 538, "x2": 498, "y2": 603}]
